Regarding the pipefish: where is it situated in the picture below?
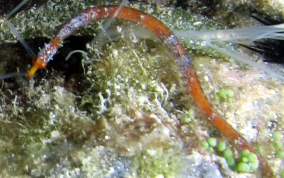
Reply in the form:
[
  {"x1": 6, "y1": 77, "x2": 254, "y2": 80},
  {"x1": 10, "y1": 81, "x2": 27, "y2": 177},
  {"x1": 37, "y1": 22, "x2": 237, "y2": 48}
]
[{"x1": 26, "y1": 6, "x2": 273, "y2": 176}]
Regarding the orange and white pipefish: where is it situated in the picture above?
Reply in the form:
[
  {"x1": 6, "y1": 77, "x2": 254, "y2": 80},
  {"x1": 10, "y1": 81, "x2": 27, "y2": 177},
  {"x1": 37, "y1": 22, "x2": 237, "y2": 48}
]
[{"x1": 26, "y1": 6, "x2": 273, "y2": 177}]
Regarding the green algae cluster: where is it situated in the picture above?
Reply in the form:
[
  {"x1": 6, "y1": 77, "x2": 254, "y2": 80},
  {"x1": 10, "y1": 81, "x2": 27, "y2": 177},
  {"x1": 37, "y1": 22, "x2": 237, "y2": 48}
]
[{"x1": 202, "y1": 137, "x2": 260, "y2": 173}]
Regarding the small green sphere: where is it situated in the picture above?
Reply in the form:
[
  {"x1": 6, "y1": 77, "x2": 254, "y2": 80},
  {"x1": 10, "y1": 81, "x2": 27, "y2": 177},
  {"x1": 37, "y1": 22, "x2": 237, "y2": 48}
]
[
  {"x1": 247, "y1": 153, "x2": 258, "y2": 162},
  {"x1": 257, "y1": 146, "x2": 263, "y2": 154},
  {"x1": 207, "y1": 137, "x2": 217, "y2": 147},
  {"x1": 276, "y1": 151, "x2": 284, "y2": 159},
  {"x1": 273, "y1": 141, "x2": 283, "y2": 150},
  {"x1": 192, "y1": 119, "x2": 198, "y2": 124},
  {"x1": 183, "y1": 117, "x2": 190, "y2": 124},
  {"x1": 237, "y1": 162, "x2": 250, "y2": 172},
  {"x1": 227, "y1": 97, "x2": 233, "y2": 103},
  {"x1": 241, "y1": 149, "x2": 250, "y2": 157},
  {"x1": 250, "y1": 160, "x2": 259, "y2": 171},
  {"x1": 217, "y1": 142, "x2": 226, "y2": 152},
  {"x1": 187, "y1": 110, "x2": 193, "y2": 118},
  {"x1": 201, "y1": 140, "x2": 209, "y2": 149},
  {"x1": 226, "y1": 89, "x2": 234, "y2": 98},
  {"x1": 273, "y1": 131, "x2": 282, "y2": 141},
  {"x1": 223, "y1": 148, "x2": 233, "y2": 159},
  {"x1": 242, "y1": 157, "x2": 248, "y2": 163},
  {"x1": 218, "y1": 88, "x2": 227, "y2": 99},
  {"x1": 213, "y1": 94, "x2": 220, "y2": 101},
  {"x1": 208, "y1": 147, "x2": 214, "y2": 153},
  {"x1": 226, "y1": 157, "x2": 235, "y2": 167}
]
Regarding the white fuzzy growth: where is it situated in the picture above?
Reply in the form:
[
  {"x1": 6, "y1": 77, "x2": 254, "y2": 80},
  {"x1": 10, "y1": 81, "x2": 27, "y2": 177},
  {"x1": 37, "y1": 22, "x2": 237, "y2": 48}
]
[
  {"x1": 38, "y1": 43, "x2": 57, "y2": 62},
  {"x1": 96, "y1": 92, "x2": 108, "y2": 114}
]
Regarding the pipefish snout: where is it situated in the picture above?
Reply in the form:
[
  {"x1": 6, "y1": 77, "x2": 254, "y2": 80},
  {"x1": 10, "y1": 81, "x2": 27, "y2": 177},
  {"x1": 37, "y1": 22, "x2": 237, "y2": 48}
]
[
  {"x1": 27, "y1": 6, "x2": 274, "y2": 176},
  {"x1": 27, "y1": 57, "x2": 47, "y2": 78}
]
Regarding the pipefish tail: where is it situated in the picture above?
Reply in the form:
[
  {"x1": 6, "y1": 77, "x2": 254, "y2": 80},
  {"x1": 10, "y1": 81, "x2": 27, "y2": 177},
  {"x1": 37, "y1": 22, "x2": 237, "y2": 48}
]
[{"x1": 27, "y1": 6, "x2": 273, "y2": 177}]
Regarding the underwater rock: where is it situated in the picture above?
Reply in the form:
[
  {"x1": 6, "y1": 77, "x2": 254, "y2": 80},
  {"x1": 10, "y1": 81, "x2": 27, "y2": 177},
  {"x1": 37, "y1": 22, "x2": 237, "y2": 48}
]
[
  {"x1": 0, "y1": 0, "x2": 283, "y2": 177},
  {"x1": 0, "y1": 0, "x2": 48, "y2": 17}
]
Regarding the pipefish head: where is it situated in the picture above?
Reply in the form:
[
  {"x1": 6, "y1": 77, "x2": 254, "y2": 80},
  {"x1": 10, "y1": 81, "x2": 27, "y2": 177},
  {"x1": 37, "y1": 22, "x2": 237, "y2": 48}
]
[{"x1": 27, "y1": 56, "x2": 47, "y2": 78}]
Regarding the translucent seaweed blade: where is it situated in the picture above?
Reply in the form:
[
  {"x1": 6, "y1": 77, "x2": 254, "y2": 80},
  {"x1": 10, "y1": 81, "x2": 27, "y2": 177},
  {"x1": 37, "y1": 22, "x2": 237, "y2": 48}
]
[
  {"x1": 207, "y1": 41, "x2": 284, "y2": 79},
  {"x1": 7, "y1": 22, "x2": 36, "y2": 57},
  {"x1": 173, "y1": 24, "x2": 284, "y2": 79},
  {"x1": 5, "y1": 0, "x2": 29, "y2": 20},
  {"x1": 96, "y1": 0, "x2": 129, "y2": 42},
  {"x1": 0, "y1": 72, "x2": 26, "y2": 80},
  {"x1": 173, "y1": 23, "x2": 284, "y2": 44},
  {"x1": 102, "y1": 0, "x2": 129, "y2": 30}
]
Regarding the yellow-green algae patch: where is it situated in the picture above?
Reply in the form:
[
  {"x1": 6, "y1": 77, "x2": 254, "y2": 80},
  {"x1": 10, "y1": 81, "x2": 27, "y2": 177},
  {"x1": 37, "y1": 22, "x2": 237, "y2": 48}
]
[{"x1": 0, "y1": 14, "x2": 200, "y2": 177}]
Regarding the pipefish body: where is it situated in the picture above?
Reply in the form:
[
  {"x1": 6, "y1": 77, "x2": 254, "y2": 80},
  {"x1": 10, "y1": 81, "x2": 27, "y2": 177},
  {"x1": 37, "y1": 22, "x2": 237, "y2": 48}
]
[{"x1": 27, "y1": 6, "x2": 273, "y2": 177}]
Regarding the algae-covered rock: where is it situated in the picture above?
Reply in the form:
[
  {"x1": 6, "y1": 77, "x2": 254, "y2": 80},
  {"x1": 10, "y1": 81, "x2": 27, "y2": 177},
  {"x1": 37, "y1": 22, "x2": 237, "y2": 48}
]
[{"x1": 0, "y1": 0, "x2": 283, "y2": 177}]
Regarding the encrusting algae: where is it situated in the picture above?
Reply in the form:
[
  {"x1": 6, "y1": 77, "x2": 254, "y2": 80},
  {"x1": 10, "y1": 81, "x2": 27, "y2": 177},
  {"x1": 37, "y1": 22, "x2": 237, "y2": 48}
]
[{"x1": 0, "y1": 0, "x2": 283, "y2": 177}]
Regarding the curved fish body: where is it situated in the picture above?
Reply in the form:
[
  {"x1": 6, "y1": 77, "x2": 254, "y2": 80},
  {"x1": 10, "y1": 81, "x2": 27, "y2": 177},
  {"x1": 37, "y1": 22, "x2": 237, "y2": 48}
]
[{"x1": 27, "y1": 6, "x2": 273, "y2": 177}]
